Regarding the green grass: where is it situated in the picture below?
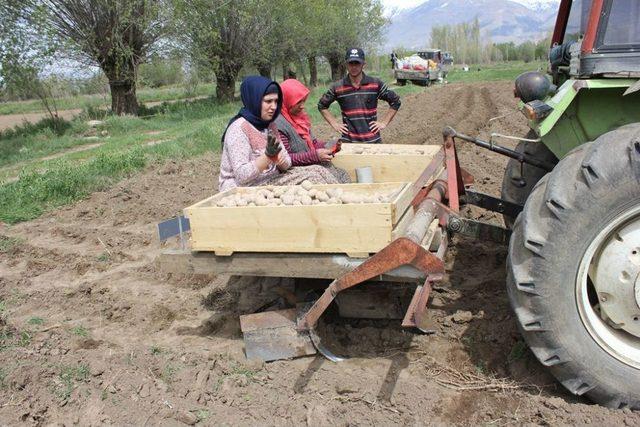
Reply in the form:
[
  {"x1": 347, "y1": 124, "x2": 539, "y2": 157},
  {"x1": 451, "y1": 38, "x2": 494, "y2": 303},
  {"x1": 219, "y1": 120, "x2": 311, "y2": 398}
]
[
  {"x1": 27, "y1": 316, "x2": 44, "y2": 326},
  {"x1": 446, "y1": 61, "x2": 546, "y2": 83},
  {"x1": 0, "y1": 236, "x2": 21, "y2": 253},
  {"x1": 55, "y1": 364, "x2": 90, "y2": 401},
  {"x1": 0, "y1": 367, "x2": 6, "y2": 389},
  {"x1": 71, "y1": 325, "x2": 89, "y2": 337},
  {"x1": 0, "y1": 83, "x2": 217, "y2": 116}
]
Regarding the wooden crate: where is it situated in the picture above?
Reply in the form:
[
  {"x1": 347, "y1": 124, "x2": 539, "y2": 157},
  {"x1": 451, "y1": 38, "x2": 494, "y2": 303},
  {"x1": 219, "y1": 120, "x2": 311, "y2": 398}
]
[
  {"x1": 184, "y1": 182, "x2": 415, "y2": 257},
  {"x1": 332, "y1": 143, "x2": 440, "y2": 183}
]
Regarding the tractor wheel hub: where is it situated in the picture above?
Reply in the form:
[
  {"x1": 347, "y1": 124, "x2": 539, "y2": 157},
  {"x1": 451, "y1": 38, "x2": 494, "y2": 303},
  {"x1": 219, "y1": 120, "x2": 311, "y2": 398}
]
[{"x1": 592, "y1": 218, "x2": 640, "y2": 338}]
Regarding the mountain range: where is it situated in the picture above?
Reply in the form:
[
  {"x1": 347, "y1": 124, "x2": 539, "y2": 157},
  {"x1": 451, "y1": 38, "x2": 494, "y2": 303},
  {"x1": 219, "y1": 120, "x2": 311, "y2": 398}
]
[{"x1": 383, "y1": 0, "x2": 560, "y2": 50}]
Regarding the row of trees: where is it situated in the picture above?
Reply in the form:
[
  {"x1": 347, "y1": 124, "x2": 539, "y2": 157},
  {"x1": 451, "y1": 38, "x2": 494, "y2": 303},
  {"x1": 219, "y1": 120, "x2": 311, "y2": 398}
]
[
  {"x1": 0, "y1": 0, "x2": 386, "y2": 115},
  {"x1": 429, "y1": 19, "x2": 551, "y2": 65}
]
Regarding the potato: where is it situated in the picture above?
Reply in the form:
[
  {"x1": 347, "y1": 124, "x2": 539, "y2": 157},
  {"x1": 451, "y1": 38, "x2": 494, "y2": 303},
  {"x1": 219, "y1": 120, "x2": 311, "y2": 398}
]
[
  {"x1": 255, "y1": 196, "x2": 268, "y2": 206},
  {"x1": 248, "y1": 202, "x2": 256, "y2": 206},
  {"x1": 311, "y1": 199, "x2": 320, "y2": 205},
  {"x1": 308, "y1": 189, "x2": 318, "y2": 198},
  {"x1": 339, "y1": 194, "x2": 352, "y2": 204},
  {"x1": 236, "y1": 198, "x2": 249, "y2": 207},
  {"x1": 327, "y1": 197, "x2": 340, "y2": 205},
  {"x1": 300, "y1": 195, "x2": 312, "y2": 205},
  {"x1": 273, "y1": 198, "x2": 283, "y2": 205},
  {"x1": 351, "y1": 194, "x2": 363, "y2": 204},
  {"x1": 301, "y1": 180, "x2": 313, "y2": 190},
  {"x1": 281, "y1": 194, "x2": 295, "y2": 205},
  {"x1": 273, "y1": 187, "x2": 287, "y2": 197},
  {"x1": 316, "y1": 190, "x2": 329, "y2": 202},
  {"x1": 293, "y1": 200, "x2": 302, "y2": 206}
]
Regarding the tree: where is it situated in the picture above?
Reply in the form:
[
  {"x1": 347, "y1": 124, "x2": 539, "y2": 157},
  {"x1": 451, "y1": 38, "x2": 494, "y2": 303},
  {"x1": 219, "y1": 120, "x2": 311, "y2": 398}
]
[
  {"x1": 175, "y1": 0, "x2": 275, "y2": 102},
  {"x1": 0, "y1": 1, "x2": 61, "y2": 125},
  {"x1": 40, "y1": 0, "x2": 170, "y2": 115},
  {"x1": 318, "y1": 0, "x2": 386, "y2": 81}
]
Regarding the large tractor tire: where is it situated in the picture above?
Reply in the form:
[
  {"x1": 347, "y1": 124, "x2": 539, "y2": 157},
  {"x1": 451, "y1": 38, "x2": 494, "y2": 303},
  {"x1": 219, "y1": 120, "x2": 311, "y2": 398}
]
[
  {"x1": 501, "y1": 132, "x2": 558, "y2": 227},
  {"x1": 507, "y1": 123, "x2": 640, "y2": 408}
]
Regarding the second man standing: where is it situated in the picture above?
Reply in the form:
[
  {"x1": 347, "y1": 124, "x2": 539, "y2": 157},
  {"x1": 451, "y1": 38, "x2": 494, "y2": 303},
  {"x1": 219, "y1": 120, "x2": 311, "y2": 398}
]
[{"x1": 318, "y1": 47, "x2": 401, "y2": 144}]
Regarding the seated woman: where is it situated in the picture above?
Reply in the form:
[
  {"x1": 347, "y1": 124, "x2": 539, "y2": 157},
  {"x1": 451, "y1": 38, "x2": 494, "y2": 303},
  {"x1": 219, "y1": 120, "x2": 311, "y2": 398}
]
[
  {"x1": 275, "y1": 79, "x2": 350, "y2": 183},
  {"x1": 219, "y1": 76, "x2": 342, "y2": 192}
]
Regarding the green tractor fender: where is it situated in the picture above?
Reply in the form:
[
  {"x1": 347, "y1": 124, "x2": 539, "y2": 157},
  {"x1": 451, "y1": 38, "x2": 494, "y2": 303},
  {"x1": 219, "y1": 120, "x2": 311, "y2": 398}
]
[{"x1": 532, "y1": 78, "x2": 640, "y2": 159}]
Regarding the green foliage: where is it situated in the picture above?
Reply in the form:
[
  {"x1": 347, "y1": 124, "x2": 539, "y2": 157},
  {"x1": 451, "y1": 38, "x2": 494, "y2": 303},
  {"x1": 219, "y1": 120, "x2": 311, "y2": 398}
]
[
  {"x1": 446, "y1": 61, "x2": 547, "y2": 83},
  {"x1": 0, "y1": 367, "x2": 6, "y2": 389},
  {"x1": 150, "y1": 345, "x2": 163, "y2": 355},
  {"x1": 0, "y1": 148, "x2": 146, "y2": 223},
  {"x1": 139, "y1": 56, "x2": 185, "y2": 88},
  {"x1": 71, "y1": 325, "x2": 89, "y2": 337},
  {"x1": 56, "y1": 364, "x2": 89, "y2": 401},
  {"x1": 430, "y1": 18, "x2": 495, "y2": 65},
  {"x1": 18, "y1": 330, "x2": 31, "y2": 346},
  {"x1": 27, "y1": 316, "x2": 44, "y2": 326},
  {"x1": 0, "y1": 236, "x2": 21, "y2": 253},
  {"x1": 509, "y1": 340, "x2": 528, "y2": 361}
]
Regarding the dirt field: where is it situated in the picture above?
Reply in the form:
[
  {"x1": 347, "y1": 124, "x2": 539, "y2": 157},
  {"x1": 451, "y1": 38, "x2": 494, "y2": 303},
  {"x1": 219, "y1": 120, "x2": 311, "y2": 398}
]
[{"x1": 1, "y1": 81, "x2": 638, "y2": 426}]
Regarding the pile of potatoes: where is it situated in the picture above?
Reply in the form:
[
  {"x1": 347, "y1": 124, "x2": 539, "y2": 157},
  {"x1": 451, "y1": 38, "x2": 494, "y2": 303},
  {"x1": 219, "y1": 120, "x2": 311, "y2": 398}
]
[
  {"x1": 350, "y1": 146, "x2": 428, "y2": 155},
  {"x1": 215, "y1": 180, "x2": 398, "y2": 208}
]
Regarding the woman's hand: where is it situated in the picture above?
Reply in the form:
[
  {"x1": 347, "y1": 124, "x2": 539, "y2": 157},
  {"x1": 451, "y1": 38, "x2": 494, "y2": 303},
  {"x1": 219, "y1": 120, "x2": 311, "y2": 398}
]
[
  {"x1": 275, "y1": 149, "x2": 289, "y2": 169},
  {"x1": 316, "y1": 148, "x2": 334, "y2": 162}
]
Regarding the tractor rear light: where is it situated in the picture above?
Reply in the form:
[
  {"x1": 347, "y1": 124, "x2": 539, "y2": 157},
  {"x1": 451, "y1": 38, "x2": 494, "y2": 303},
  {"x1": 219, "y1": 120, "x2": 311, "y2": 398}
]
[{"x1": 522, "y1": 100, "x2": 554, "y2": 121}]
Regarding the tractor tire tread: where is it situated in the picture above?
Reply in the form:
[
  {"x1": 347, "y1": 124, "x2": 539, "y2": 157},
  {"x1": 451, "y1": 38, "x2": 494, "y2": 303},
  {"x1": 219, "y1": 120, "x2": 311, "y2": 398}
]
[{"x1": 507, "y1": 123, "x2": 640, "y2": 408}]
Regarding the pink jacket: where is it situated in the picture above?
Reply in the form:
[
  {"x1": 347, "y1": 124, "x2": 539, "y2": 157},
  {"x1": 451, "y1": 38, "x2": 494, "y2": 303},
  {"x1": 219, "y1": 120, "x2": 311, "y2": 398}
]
[{"x1": 219, "y1": 118, "x2": 292, "y2": 192}]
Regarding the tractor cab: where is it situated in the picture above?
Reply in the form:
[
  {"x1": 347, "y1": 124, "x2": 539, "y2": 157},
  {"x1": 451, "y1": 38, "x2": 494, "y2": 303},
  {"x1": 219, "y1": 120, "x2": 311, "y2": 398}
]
[
  {"x1": 550, "y1": 0, "x2": 640, "y2": 84},
  {"x1": 512, "y1": 0, "x2": 640, "y2": 158}
]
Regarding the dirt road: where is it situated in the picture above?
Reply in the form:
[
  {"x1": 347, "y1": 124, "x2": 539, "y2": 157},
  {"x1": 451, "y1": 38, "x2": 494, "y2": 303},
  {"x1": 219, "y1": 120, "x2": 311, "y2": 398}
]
[{"x1": 0, "y1": 81, "x2": 637, "y2": 425}]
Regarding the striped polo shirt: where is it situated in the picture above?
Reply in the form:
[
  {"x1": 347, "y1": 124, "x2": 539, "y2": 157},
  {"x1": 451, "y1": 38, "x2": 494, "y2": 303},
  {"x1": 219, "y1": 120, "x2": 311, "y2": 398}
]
[{"x1": 318, "y1": 73, "x2": 401, "y2": 144}]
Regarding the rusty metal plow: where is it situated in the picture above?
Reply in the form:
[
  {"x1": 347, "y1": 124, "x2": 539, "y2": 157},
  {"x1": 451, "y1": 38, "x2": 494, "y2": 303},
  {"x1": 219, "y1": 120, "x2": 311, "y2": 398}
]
[{"x1": 240, "y1": 132, "x2": 465, "y2": 363}]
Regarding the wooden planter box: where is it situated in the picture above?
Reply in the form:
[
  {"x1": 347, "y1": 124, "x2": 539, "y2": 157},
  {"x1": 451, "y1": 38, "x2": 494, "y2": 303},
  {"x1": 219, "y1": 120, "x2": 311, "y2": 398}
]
[
  {"x1": 184, "y1": 182, "x2": 415, "y2": 257},
  {"x1": 332, "y1": 143, "x2": 440, "y2": 183}
]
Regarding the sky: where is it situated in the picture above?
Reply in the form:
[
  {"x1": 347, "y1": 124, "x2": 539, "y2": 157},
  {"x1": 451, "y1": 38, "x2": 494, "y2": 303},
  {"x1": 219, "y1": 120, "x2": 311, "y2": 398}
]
[{"x1": 382, "y1": 0, "x2": 558, "y2": 13}]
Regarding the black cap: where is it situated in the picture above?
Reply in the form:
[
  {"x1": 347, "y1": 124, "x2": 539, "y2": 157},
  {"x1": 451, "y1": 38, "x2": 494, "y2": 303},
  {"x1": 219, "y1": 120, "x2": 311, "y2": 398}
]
[{"x1": 345, "y1": 48, "x2": 365, "y2": 63}]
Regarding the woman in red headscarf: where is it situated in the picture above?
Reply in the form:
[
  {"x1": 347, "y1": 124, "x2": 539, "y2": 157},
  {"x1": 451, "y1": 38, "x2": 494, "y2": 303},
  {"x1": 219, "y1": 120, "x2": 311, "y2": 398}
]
[{"x1": 275, "y1": 79, "x2": 350, "y2": 183}]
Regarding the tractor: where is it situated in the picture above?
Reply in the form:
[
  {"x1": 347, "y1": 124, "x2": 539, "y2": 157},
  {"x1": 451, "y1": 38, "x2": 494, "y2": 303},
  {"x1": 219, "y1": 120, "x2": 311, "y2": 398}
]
[{"x1": 497, "y1": 0, "x2": 640, "y2": 408}]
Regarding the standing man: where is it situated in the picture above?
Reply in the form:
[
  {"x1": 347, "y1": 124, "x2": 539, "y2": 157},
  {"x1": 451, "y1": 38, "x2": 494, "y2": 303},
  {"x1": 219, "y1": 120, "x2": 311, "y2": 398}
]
[{"x1": 318, "y1": 48, "x2": 401, "y2": 144}]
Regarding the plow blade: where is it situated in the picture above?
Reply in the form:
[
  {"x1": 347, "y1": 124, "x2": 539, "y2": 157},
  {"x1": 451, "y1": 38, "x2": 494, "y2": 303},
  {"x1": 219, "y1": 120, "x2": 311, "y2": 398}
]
[{"x1": 240, "y1": 309, "x2": 316, "y2": 362}]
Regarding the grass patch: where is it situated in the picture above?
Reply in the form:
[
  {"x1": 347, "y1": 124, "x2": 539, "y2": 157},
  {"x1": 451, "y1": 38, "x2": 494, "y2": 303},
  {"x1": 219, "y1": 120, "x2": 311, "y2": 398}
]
[
  {"x1": 446, "y1": 61, "x2": 546, "y2": 83},
  {"x1": 55, "y1": 364, "x2": 90, "y2": 401},
  {"x1": 508, "y1": 340, "x2": 528, "y2": 362},
  {"x1": 71, "y1": 325, "x2": 89, "y2": 337},
  {"x1": 0, "y1": 97, "x2": 237, "y2": 223},
  {"x1": 196, "y1": 410, "x2": 210, "y2": 421},
  {"x1": 27, "y1": 316, "x2": 44, "y2": 326},
  {"x1": 161, "y1": 363, "x2": 177, "y2": 384},
  {"x1": 0, "y1": 330, "x2": 12, "y2": 351},
  {"x1": 0, "y1": 236, "x2": 21, "y2": 253},
  {"x1": 150, "y1": 345, "x2": 163, "y2": 355},
  {"x1": 96, "y1": 253, "x2": 110, "y2": 262},
  {"x1": 0, "y1": 83, "x2": 217, "y2": 116},
  {"x1": 0, "y1": 367, "x2": 6, "y2": 389}
]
